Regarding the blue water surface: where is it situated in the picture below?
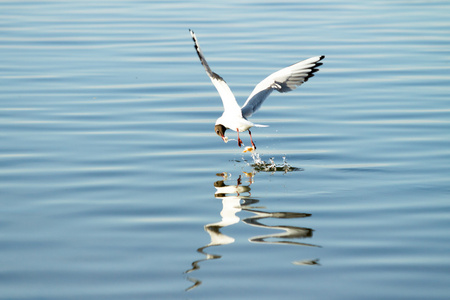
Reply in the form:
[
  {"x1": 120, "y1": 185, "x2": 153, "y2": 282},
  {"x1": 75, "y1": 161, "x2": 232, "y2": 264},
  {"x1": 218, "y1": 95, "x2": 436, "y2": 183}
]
[{"x1": 1, "y1": 0, "x2": 450, "y2": 299}]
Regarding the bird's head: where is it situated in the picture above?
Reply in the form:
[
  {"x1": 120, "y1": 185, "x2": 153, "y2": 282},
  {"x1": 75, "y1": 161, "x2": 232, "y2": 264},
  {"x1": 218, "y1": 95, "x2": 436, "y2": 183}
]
[{"x1": 214, "y1": 124, "x2": 228, "y2": 143}]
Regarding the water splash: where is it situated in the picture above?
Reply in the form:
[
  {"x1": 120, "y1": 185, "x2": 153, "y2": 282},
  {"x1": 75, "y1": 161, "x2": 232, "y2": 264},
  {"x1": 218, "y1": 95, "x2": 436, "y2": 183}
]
[{"x1": 246, "y1": 152, "x2": 302, "y2": 173}]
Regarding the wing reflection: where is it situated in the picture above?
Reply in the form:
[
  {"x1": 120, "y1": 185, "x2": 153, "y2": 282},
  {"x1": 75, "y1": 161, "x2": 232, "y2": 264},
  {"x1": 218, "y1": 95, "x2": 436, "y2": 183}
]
[
  {"x1": 242, "y1": 209, "x2": 318, "y2": 247},
  {"x1": 185, "y1": 172, "x2": 320, "y2": 291}
]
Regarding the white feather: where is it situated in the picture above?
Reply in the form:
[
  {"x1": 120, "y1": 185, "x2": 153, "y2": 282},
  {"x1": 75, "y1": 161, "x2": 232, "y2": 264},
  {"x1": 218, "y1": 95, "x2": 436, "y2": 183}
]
[{"x1": 241, "y1": 55, "x2": 324, "y2": 118}]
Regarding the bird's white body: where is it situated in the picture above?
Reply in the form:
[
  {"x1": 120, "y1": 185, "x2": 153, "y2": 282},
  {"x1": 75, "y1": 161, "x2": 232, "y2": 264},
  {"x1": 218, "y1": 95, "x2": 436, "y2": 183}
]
[
  {"x1": 189, "y1": 29, "x2": 324, "y2": 148},
  {"x1": 215, "y1": 114, "x2": 257, "y2": 133}
]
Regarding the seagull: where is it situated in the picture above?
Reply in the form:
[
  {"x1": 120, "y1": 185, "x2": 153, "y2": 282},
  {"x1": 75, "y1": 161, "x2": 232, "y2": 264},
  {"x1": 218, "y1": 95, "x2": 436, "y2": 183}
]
[{"x1": 189, "y1": 29, "x2": 324, "y2": 149}]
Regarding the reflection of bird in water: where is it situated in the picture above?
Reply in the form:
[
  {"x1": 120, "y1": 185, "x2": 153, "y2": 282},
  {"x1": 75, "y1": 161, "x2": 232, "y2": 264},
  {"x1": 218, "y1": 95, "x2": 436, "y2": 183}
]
[
  {"x1": 242, "y1": 209, "x2": 319, "y2": 247},
  {"x1": 293, "y1": 259, "x2": 321, "y2": 266},
  {"x1": 184, "y1": 173, "x2": 319, "y2": 292},
  {"x1": 214, "y1": 176, "x2": 251, "y2": 197},
  {"x1": 185, "y1": 175, "x2": 249, "y2": 291}
]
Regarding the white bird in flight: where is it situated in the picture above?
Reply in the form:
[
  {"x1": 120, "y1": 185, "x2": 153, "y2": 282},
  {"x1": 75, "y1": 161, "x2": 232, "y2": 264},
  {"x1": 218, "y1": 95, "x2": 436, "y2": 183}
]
[{"x1": 189, "y1": 29, "x2": 324, "y2": 149}]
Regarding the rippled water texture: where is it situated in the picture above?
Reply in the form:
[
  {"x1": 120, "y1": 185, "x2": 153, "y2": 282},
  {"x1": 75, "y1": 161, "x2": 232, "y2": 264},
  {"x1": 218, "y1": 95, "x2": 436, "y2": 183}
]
[{"x1": 1, "y1": 1, "x2": 450, "y2": 299}]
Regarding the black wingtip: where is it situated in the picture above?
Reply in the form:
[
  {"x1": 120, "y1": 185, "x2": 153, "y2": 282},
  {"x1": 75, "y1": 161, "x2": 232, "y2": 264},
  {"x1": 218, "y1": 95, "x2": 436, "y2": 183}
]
[
  {"x1": 189, "y1": 29, "x2": 195, "y2": 39},
  {"x1": 305, "y1": 57, "x2": 325, "y2": 82}
]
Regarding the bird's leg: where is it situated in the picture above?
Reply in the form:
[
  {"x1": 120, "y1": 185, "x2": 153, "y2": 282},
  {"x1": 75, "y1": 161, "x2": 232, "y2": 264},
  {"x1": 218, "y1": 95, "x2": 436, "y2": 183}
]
[
  {"x1": 248, "y1": 130, "x2": 256, "y2": 149},
  {"x1": 236, "y1": 129, "x2": 243, "y2": 147}
]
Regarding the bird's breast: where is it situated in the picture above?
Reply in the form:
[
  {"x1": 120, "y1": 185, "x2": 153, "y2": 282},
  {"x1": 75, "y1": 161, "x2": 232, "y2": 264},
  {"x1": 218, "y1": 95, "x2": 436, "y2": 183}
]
[{"x1": 228, "y1": 120, "x2": 254, "y2": 132}]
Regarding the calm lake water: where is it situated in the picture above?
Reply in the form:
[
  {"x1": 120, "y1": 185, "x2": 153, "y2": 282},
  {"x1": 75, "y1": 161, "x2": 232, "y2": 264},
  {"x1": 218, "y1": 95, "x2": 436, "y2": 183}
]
[{"x1": 1, "y1": 0, "x2": 450, "y2": 299}]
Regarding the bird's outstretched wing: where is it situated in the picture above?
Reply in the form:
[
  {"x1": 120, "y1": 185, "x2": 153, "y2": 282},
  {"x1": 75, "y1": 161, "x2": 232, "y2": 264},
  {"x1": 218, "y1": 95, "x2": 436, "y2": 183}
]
[
  {"x1": 189, "y1": 30, "x2": 242, "y2": 117},
  {"x1": 241, "y1": 55, "x2": 324, "y2": 118}
]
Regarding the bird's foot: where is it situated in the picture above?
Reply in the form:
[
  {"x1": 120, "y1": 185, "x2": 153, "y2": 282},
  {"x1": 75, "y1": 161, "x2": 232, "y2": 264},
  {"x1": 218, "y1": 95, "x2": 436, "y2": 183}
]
[
  {"x1": 248, "y1": 129, "x2": 256, "y2": 150},
  {"x1": 238, "y1": 138, "x2": 243, "y2": 147}
]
